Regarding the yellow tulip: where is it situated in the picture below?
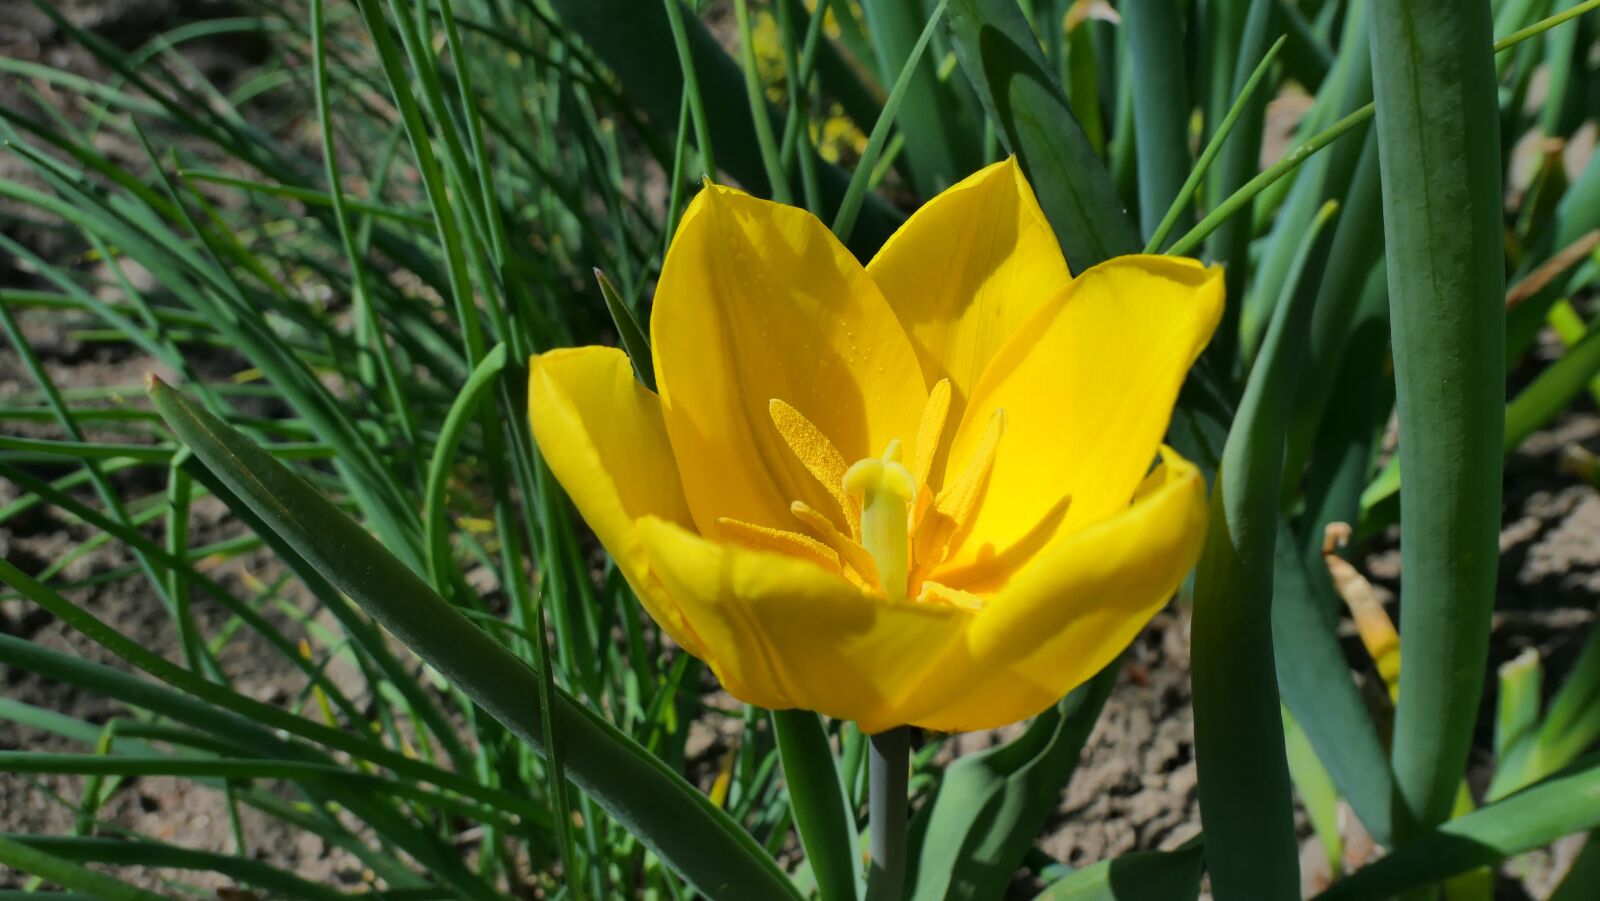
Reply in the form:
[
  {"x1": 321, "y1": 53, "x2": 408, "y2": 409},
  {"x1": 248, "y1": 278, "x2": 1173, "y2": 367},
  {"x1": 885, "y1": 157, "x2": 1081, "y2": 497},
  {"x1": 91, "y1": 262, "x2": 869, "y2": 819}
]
[{"x1": 528, "y1": 159, "x2": 1222, "y2": 733}]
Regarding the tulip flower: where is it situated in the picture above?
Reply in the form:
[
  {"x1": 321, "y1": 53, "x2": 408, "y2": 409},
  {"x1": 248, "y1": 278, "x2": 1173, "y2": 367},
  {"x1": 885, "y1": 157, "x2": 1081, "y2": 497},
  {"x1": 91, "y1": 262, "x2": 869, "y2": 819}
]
[{"x1": 528, "y1": 159, "x2": 1222, "y2": 734}]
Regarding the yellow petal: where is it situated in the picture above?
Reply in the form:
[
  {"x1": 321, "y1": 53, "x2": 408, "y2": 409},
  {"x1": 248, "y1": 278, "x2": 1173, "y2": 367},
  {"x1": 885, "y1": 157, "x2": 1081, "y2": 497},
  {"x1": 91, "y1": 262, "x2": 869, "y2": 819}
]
[
  {"x1": 896, "y1": 450, "x2": 1208, "y2": 732},
  {"x1": 636, "y1": 517, "x2": 971, "y2": 729},
  {"x1": 527, "y1": 347, "x2": 704, "y2": 655},
  {"x1": 653, "y1": 184, "x2": 926, "y2": 535},
  {"x1": 866, "y1": 158, "x2": 1072, "y2": 427},
  {"x1": 935, "y1": 255, "x2": 1223, "y2": 581}
]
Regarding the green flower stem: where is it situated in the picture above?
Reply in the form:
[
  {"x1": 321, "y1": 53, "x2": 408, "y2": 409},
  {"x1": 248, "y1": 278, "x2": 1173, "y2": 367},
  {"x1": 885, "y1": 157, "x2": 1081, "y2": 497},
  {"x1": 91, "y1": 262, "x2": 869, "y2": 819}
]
[{"x1": 866, "y1": 726, "x2": 910, "y2": 901}]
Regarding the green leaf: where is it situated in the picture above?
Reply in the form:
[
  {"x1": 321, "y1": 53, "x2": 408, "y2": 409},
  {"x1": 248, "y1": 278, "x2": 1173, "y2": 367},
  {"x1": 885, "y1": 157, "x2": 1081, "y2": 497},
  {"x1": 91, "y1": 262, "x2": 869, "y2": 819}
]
[
  {"x1": 907, "y1": 660, "x2": 1119, "y2": 901},
  {"x1": 1270, "y1": 526, "x2": 1394, "y2": 847},
  {"x1": 1191, "y1": 202, "x2": 1339, "y2": 900},
  {"x1": 944, "y1": 0, "x2": 1139, "y2": 270},
  {"x1": 1283, "y1": 706, "x2": 1345, "y2": 878},
  {"x1": 1490, "y1": 609, "x2": 1600, "y2": 800},
  {"x1": 772, "y1": 710, "x2": 862, "y2": 901},
  {"x1": 423, "y1": 343, "x2": 507, "y2": 587},
  {"x1": 0, "y1": 835, "x2": 165, "y2": 901},
  {"x1": 5, "y1": 834, "x2": 352, "y2": 901},
  {"x1": 1122, "y1": 0, "x2": 1194, "y2": 243},
  {"x1": 546, "y1": 0, "x2": 902, "y2": 255},
  {"x1": 1494, "y1": 649, "x2": 1543, "y2": 761},
  {"x1": 860, "y1": 0, "x2": 981, "y2": 197},
  {"x1": 594, "y1": 269, "x2": 655, "y2": 390},
  {"x1": 1314, "y1": 755, "x2": 1600, "y2": 901},
  {"x1": 1550, "y1": 832, "x2": 1600, "y2": 901},
  {"x1": 1367, "y1": 0, "x2": 1506, "y2": 841},
  {"x1": 1201, "y1": 0, "x2": 1277, "y2": 378},
  {"x1": 1032, "y1": 844, "x2": 1205, "y2": 901},
  {"x1": 146, "y1": 377, "x2": 802, "y2": 901},
  {"x1": 833, "y1": 0, "x2": 949, "y2": 243},
  {"x1": 1505, "y1": 325, "x2": 1600, "y2": 453}
]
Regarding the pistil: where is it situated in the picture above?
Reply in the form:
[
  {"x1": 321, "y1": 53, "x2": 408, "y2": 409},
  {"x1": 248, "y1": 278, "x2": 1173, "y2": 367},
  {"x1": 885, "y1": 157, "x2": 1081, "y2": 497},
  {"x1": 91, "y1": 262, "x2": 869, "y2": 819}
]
[{"x1": 843, "y1": 440, "x2": 916, "y2": 601}]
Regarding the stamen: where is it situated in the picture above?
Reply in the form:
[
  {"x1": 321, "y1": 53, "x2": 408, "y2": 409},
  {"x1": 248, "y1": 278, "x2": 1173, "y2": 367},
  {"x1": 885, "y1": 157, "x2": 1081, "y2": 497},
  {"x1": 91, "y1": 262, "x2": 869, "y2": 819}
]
[
  {"x1": 843, "y1": 441, "x2": 916, "y2": 601},
  {"x1": 717, "y1": 517, "x2": 842, "y2": 573},
  {"x1": 914, "y1": 408, "x2": 1006, "y2": 570},
  {"x1": 790, "y1": 501, "x2": 880, "y2": 587},
  {"x1": 912, "y1": 379, "x2": 952, "y2": 489},
  {"x1": 917, "y1": 580, "x2": 985, "y2": 611},
  {"x1": 769, "y1": 399, "x2": 860, "y2": 536}
]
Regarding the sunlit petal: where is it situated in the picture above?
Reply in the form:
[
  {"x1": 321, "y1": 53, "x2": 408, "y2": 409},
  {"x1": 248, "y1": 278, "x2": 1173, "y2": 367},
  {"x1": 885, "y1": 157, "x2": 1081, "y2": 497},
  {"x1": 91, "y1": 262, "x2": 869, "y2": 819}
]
[
  {"x1": 527, "y1": 347, "x2": 705, "y2": 655},
  {"x1": 893, "y1": 450, "x2": 1207, "y2": 732},
  {"x1": 652, "y1": 184, "x2": 926, "y2": 536},
  {"x1": 934, "y1": 255, "x2": 1223, "y2": 584},
  {"x1": 637, "y1": 517, "x2": 970, "y2": 728},
  {"x1": 867, "y1": 158, "x2": 1071, "y2": 430}
]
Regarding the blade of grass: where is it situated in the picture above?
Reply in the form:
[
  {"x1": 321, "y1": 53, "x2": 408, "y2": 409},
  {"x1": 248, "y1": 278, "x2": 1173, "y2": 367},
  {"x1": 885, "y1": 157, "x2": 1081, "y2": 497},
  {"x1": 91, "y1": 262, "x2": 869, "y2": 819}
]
[
  {"x1": 732, "y1": 0, "x2": 792, "y2": 204},
  {"x1": 1314, "y1": 754, "x2": 1600, "y2": 901},
  {"x1": 146, "y1": 377, "x2": 803, "y2": 900},
  {"x1": 1168, "y1": 0, "x2": 1600, "y2": 259},
  {"x1": 423, "y1": 344, "x2": 508, "y2": 588},
  {"x1": 0, "y1": 835, "x2": 166, "y2": 901},
  {"x1": 860, "y1": 0, "x2": 981, "y2": 196},
  {"x1": 1489, "y1": 609, "x2": 1600, "y2": 799},
  {"x1": 548, "y1": 0, "x2": 901, "y2": 254},
  {"x1": 1202, "y1": 0, "x2": 1277, "y2": 379},
  {"x1": 1146, "y1": 37, "x2": 1286, "y2": 254},
  {"x1": 832, "y1": 0, "x2": 948, "y2": 243},
  {"x1": 660, "y1": 0, "x2": 715, "y2": 177}
]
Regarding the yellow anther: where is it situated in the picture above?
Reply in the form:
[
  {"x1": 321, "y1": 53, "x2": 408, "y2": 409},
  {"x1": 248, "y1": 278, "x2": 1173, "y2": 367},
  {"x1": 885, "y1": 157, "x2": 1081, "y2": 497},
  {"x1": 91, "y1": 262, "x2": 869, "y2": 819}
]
[
  {"x1": 915, "y1": 408, "x2": 1006, "y2": 569},
  {"x1": 717, "y1": 517, "x2": 842, "y2": 574},
  {"x1": 769, "y1": 399, "x2": 859, "y2": 536},
  {"x1": 913, "y1": 379, "x2": 952, "y2": 489},
  {"x1": 843, "y1": 442, "x2": 916, "y2": 601},
  {"x1": 791, "y1": 501, "x2": 880, "y2": 586},
  {"x1": 916, "y1": 580, "x2": 985, "y2": 611}
]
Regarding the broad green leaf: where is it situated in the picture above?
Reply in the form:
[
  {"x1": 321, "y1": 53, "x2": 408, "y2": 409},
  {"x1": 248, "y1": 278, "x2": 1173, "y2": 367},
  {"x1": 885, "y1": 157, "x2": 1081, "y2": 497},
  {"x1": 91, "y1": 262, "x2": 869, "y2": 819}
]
[
  {"x1": 1191, "y1": 202, "x2": 1340, "y2": 900},
  {"x1": 1122, "y1": 0, "x2": 1193, "y2": 243},
  {"x1": 1270, "y1": 525, "x2": 1395, "y2": 847},
  {"x1": 6, "y1": 834, "x2": 351, "y2": 901},
  {"x1": 1367, "y1": 0, "x2": 1506, "y2": 841},
  {"x1": 772, "y1": 710, "x2": 862, "y2": 901},
  {"x1": 1033, "y1": 844, "x2": 1205, "y2": 901}
]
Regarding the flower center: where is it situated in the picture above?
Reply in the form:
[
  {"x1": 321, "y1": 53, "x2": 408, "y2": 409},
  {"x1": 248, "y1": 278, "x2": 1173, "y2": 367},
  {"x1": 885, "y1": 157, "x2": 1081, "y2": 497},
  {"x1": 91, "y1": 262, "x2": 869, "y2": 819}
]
[
  {"x1": 843, "y1": 441, "x2": 916, "y2": 602},
  {"x1": 713, "y1": 380, "x2": 1005, "y2": 610}
]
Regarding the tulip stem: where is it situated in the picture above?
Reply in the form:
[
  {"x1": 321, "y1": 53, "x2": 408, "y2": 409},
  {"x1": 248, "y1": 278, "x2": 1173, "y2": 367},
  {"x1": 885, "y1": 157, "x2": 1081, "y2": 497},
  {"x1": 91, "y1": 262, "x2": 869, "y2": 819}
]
[{"x1": 866, "y1": 726, "x2": 910, "y2": 901}]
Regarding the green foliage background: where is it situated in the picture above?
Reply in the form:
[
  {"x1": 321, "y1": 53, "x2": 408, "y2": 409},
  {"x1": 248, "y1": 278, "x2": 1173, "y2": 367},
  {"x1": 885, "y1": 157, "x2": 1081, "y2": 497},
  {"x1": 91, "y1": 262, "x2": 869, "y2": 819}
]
[{"x1": 3, "y1": 0, "x2": 1600, "y2": 898}]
